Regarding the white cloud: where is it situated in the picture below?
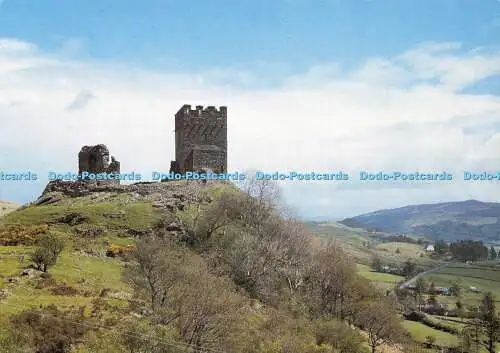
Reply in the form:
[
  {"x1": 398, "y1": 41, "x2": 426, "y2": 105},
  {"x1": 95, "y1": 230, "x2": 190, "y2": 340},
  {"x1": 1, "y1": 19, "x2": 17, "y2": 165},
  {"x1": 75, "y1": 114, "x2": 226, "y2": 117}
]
[
  {"x1": 0, "y1": 37, "x2": 500, "y2": 218},
  {"x1": 397, "y1": 42, "x2": 500, "y2": 90}
]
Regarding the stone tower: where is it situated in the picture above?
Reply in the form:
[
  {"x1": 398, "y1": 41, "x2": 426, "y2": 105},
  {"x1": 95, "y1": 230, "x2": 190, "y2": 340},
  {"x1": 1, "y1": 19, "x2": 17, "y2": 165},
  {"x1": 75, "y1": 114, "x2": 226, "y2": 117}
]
[
  {"x1": 170, "y1": 105, "x2": 227, "y2": 173},
  {"x1": 78, "y1": 144, "x2": 120, "y2": 184}
]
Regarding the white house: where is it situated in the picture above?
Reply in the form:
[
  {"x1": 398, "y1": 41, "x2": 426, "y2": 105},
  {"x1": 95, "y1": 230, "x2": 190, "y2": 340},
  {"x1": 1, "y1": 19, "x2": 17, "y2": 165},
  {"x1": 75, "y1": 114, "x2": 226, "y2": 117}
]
[
  {"x1": 425, "y1": 244, "x2": 435, "y2": 252},
  {"x1": 469, "y1": 286, "x2": 481, "y2": 293}
]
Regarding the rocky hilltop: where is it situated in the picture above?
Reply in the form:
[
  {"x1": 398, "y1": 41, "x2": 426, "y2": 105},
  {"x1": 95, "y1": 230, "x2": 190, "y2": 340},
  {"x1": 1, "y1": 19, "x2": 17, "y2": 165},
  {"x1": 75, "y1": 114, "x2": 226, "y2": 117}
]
[{"x1": 37, "y1": 179, "x2": 215, "y2": 212}]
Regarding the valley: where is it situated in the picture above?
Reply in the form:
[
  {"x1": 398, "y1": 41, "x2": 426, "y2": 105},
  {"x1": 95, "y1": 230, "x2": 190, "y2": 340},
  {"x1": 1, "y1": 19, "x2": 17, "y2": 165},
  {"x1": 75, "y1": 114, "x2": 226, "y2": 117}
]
[{"x1": 308, "y1": 206, "x2": 500, "y2": 352}]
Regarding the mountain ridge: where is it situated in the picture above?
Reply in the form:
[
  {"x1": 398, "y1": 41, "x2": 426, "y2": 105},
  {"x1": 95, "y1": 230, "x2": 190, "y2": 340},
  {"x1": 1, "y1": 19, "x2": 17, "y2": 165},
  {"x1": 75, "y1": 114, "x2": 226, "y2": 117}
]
[{"x1": 340, "y1": 199, "x2": 500, "y2": 242}]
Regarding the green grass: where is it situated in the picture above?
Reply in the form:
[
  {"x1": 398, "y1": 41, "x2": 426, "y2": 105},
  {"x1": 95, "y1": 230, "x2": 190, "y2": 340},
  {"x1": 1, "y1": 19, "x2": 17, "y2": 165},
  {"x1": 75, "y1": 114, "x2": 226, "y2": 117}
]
[
  {"x1": 0, "y1": 199, "x2": 136, "y2": 350},
  {"x1": 1, "y1": 205, "x2": 65, "y2": 225},
  {"x1": 51, "y1": 251, "x2": 130, "y2": 291},
  {"x1": 0, "y1": 285, "x2": 92, "y2": 315},
  {"x1": 0, "y1": 245, "x2": 130, "y2": 292},
  {"x1": 103, "y1": 235, "x2": 136, "y2": 246},
  {"x1": 429, "y1": 315, "x2": 468, "y2": 331},
  {"x1": 0, "y1": 184, "x2": 218, "y2": 350},
  {"x1": 356, "y1": 264, "x2": 404, "y2": 290},
  {"x1": 0, "y1": 244, "x2": 131, "y2": 342},
  {"x1": 309, "y1": 222, "x2": 383, "y2": 265},
  {"x1": 402, "y1": 320, "x2": 458, "y2": 347},
  {"x1": 423, "y1": 262, "x2": 500, "y2": 306},
  {"x1": 2, "y1": 199, "x2": 161, "y2": 231},
  {"x1": 376, "y1": 242, "x2": 424, "y2": 256}
]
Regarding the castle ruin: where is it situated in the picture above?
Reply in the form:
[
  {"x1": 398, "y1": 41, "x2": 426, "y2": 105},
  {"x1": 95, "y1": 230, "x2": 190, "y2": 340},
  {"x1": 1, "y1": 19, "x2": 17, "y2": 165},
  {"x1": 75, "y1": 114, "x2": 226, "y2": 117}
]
[
  {"x1": 78, "y1": 144, "x2": 121, "y2": 184},
  {"x1": 170, "y1": 104, "x2": 227, "y2": 174},
  {"x1": 59, "y1": 104, "x2": 226, "y2": 187}
]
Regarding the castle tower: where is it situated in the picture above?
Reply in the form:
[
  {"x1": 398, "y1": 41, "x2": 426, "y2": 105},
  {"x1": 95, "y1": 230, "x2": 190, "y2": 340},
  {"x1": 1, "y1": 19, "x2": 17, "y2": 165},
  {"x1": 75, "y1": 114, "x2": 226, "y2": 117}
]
[{"x1": 170, "y1": 104, "x2": 227, "y2": 173}]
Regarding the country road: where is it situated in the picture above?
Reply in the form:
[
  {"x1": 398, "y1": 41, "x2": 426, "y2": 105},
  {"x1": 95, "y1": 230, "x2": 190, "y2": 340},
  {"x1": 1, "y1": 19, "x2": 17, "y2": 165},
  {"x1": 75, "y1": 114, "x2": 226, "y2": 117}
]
[{"x1": 399, "y1": 262, "x2": 450, "y2": 290}]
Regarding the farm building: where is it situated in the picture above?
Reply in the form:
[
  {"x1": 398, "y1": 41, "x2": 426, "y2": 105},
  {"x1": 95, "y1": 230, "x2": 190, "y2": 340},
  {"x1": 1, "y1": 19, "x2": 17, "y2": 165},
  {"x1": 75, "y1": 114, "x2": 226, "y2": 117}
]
[{"x1": 434, "y1": 287, "x2": 450, "y2": 295}]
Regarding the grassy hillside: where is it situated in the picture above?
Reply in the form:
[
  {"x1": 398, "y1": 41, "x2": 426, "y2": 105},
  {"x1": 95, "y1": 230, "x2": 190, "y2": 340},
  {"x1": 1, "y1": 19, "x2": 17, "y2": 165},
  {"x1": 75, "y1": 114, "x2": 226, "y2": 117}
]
[
  {"x1": 0, "y1": 191, "x2": 158, "y2": 346},
  {"x1": 0, "y1": 182, "x2": 194, "y2": 352},
  {"x1": 340, "y1": 200, "x2": 500, "y2": 242},
  {"x1": 307, "y1": 221, "x2": 438, "y2": 269},
  {"x1": 0, "y1": 181, "x2": 413, "y2": 353}
]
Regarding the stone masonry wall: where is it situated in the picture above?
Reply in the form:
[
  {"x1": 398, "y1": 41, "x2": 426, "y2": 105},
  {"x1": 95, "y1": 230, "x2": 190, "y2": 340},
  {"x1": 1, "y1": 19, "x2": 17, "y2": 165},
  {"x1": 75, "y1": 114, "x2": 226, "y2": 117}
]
[
  {"x1": 185, "y1": 148, "x2": 226, "y2": 173},
  {"x1": 172, "y1": 104, "x2": 227, "y2": 173},
  {"x1": 78, "y1": 144, "x2": 121, "y2": 185}
]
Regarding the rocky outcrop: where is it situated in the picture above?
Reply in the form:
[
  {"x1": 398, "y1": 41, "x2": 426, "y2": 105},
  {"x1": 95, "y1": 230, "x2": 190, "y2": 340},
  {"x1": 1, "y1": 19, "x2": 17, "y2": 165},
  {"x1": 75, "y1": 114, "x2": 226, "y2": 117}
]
[
  {"x1": 38, "y1": 179, "x2": 219, "y2": 212},
  {"x1": 42, "y1": 180, "x2": 123, "y2": 197}
]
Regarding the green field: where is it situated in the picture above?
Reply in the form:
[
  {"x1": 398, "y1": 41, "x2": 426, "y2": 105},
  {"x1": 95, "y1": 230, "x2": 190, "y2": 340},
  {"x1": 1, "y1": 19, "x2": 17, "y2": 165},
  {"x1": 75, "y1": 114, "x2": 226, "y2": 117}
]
[
  {"x1": 307, "y1": 224, "x2": 500, "y2": 350},
  {"x1": 430, "y1": 316, "x2": 468, "y2": 331},
  {"x1": 402, "y1": 320, "x2": 458, "y2": 347},
  {"x1": 423, "y1": 262, "x2": 500, "y2": 306},
  {"x1": 356, "y1": 264, "x2": 404, "y2": 290},
  {"x1": 376, "y1": 242, "x2": 424, "y2": 258},
  {"x1": 401, "y1": 262, "x2": 500, "y2": 348}
]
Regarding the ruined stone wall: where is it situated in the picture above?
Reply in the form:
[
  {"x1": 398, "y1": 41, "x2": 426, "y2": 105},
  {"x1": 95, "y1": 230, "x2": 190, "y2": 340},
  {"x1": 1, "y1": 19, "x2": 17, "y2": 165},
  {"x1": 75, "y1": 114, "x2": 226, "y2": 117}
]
[
  {"x1": 78, "y1": 144, "x2": 121, "y2": 185},
  {"x1": 173, "y1": 105, "x2": 227, "y2": 173}
]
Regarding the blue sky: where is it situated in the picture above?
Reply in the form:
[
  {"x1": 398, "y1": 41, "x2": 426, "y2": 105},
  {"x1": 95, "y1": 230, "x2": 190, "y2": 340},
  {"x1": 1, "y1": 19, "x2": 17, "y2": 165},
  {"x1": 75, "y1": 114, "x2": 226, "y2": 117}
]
[
  {"x1": 2, "y1": 0, "x2": 499, "y2": 76},
  {"x1": 0, "y1": 0, "x2": 500, "y2": 219}
]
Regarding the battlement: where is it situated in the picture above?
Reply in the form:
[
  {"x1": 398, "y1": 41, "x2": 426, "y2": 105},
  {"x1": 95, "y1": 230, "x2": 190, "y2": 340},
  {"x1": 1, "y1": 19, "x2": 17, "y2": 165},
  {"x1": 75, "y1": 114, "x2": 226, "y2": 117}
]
[{"x1": 176, "y1": 104, "x2": 227, "y2": 119}]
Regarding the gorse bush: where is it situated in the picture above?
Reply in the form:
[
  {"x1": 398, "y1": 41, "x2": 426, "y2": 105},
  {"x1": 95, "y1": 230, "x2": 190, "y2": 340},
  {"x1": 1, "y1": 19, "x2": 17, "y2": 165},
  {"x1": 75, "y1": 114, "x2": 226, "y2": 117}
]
[
  {"x1": 105, "y1": 244, "x2": 136, "y2": 258},
  {"x1": 0, "y1": 223, "x2": 49, "y2": 245}
]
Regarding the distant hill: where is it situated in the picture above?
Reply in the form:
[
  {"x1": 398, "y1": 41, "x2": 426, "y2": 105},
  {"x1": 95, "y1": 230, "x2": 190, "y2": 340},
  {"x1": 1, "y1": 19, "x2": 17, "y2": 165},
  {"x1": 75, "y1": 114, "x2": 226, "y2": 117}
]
[
  {"x1": 340, "y1": 200, "x2": 500, "y2": 242},
  {"x1": 0, "y1": 201, "x2": 19, "y2": 217}
]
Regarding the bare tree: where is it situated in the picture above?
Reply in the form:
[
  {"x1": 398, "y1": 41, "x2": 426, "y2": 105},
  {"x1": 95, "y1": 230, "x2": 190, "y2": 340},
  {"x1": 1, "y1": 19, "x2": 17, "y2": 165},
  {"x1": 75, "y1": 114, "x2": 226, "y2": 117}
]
[
  {"x1": 173, "y1": 268, "x2": 242, "y2": 351},
  {"x1": 304, "y1": 242, "x2": 368, "y2": 320},
  {"x1": 355, "y1": 301, "x2": 404, "y2": 353},
  {"x1": 236, "y1": 171, "x2": 285, "y2": 229},
  {"x1": 124, "y1": 235, "x2": 185, "y2": 312},
  {"x1": 124, "y1": 231, "x2": 244, "y2": 352},
  {"x1": 226, "y1": 213, "x2": 313, "y2": 302},
  {"x1": 179, "y1": 190, "x2": 242, "y2": 247},
  {"x1": 273, "y1": 219, "x2": 312, "y2": 295},
  {"x1": 239, "y1": 171, "x2": 282, "y2": 211}
]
